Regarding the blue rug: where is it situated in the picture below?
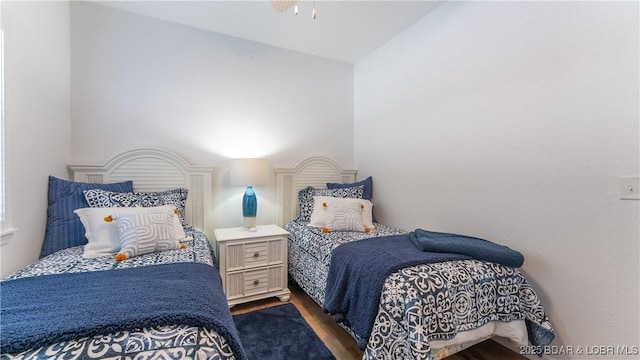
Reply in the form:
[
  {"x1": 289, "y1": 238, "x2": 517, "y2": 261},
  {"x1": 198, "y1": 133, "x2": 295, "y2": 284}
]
[{"x1": 233, "y1": 303, "x2": 335, "y2": 360}]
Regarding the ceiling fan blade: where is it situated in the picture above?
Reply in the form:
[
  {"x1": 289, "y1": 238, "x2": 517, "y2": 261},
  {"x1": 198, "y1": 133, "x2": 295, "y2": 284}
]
[{"x1": 271, "y1": 0, "x2": 298, "y2": 12}]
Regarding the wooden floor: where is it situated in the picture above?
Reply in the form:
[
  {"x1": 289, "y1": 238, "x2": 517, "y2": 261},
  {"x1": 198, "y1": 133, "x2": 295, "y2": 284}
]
[{"x1": 231, "y1": 282, "x2": 527, "y2": 360}]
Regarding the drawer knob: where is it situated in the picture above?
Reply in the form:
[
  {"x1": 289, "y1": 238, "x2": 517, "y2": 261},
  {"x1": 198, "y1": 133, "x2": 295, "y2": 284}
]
[
  {"x1": 253, "y1": 252, "x2": 260, "y2": 258},
  {"x1": 253, "y1": 279, "x2": 259, "y2": 285}
]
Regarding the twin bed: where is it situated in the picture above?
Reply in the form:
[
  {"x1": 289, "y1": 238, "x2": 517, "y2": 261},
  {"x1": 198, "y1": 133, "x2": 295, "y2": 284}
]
[
  {"x1": 1, "y1": 148, "x2": 245, "y2": 359},
  {"x1": 1, "y1": 149, "x2": 554, "y2": 360},
  {"x1": 275, "y1": 156, "x2": 554, "y2": 359}
]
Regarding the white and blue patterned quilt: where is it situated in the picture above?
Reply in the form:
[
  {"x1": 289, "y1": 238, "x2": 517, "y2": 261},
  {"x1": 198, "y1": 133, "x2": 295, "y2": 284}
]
[
  {"x1": 286, "y1": 220, "x2": 554, "y2": 360},
  {"x1": 1, "y1": 230, "x2": 241, "y2": 360}
]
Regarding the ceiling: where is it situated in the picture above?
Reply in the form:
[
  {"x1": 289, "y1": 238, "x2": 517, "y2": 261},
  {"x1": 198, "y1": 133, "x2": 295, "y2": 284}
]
[{"x1": 92, "y1": 0, "x2": 445, "y2": 64}]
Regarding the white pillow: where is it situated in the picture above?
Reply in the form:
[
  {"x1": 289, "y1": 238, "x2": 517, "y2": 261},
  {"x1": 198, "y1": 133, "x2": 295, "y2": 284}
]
[
  {"x1": 74, "y1": 205, "x2": 188, "y2": 258},
  {"x1": 114, "y1": 212, "x2": 184, "y2": 261},
  {"x1": 308, "y1": 196, "x2": 374, "y2": 231}
]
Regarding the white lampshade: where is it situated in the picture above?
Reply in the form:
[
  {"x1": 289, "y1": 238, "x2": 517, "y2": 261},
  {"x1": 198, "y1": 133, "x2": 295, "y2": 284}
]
[{"x1": 230, "y1": 158, "x2": 268, "y2": 186}]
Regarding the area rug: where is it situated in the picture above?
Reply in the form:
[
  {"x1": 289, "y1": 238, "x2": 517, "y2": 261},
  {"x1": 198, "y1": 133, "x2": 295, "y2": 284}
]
[{"x1": 233, "y1": 303, "x2": 335, "y2": 360}]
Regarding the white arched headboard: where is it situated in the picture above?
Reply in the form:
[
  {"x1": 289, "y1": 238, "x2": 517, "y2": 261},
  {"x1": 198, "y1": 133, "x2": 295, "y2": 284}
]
[
  {"x1": 275, "y1": 156, "x2": 356, "y2": 227},
  {"x1": 69, "y1": 148, "x2": 213, "y2": 239}
]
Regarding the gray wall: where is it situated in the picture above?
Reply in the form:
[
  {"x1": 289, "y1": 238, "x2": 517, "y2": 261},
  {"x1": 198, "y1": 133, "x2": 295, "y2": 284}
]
[
  {"x1": 354, "y1": 1, "x2": 639, "y2": 357},
  {"x1": 70, "y1": 2, "x2": 354, "y2": 230},
  {"x1": 1, "y1": 1, "x2": 71, "y2": 276}
]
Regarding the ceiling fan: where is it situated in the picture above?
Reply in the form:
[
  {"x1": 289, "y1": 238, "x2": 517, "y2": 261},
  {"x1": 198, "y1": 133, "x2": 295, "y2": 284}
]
[{"x1": 271, "y1": 0, "x2": 317, "y2": 19}]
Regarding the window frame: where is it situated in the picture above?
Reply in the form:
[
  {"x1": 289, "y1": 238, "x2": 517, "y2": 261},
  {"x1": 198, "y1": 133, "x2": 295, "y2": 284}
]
[{"x1": 0, "y1": 6, "x2": 16, "y2": 243}]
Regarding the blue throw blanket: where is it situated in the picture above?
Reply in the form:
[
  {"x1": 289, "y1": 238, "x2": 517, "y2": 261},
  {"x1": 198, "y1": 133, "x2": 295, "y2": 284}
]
[
  {"x1": 1, "y1": 262, "x2": 247, "y2": 359},
  {"x1": 410, "y1": 229, "x2": 525, "y2": 267},
  {"x1": 322, "y1": 234, "x2": 470, "y2": 349}
]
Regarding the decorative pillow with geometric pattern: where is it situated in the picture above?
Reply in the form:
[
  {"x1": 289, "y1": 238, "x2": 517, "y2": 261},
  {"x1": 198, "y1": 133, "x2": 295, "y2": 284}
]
[
  {"x1": 74, "y1": 205, "x2": 188, "y2": 258},
  {"x1": 296, "y1": 185, "x2": 364, "y2": 222},
  {"x1": 324, "y1": 200, "x2": 370, "y2": 233},
  {"x1": 113, "y1": 212, "x2": 186, "y2": 261},
  {"x1": 327, "y1": 176, "x2": 377, "y2": 223},
  {"x1": 309, "y1": 196, "x2": 374, "y2": 231},
  {"x1": 83, "y1": 188, "x2": 190, "y2": 228}
]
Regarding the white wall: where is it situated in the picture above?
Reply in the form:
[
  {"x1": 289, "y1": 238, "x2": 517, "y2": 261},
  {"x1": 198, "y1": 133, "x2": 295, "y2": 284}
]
[
  {"x1": 70, "y1": 2, "x2": 354, "y2": 230},
  {"x1": 355, "y1": 1, "x2": 639, "y2": 357},
  {"x1": 0, "y1": 1, "x2": 71, "y2": 277}
]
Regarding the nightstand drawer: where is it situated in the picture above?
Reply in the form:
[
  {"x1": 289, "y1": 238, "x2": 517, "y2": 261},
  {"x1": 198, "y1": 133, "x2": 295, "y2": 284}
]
[
  {"x1": 244, "y1": 269, "x2": 268, "y2": 296},
  {"x1": 225, "y1": 237, "x2": 284, "y2": 271},
  {"x1": 244, "y1": 242, "x2": 268, "y2": 268}
]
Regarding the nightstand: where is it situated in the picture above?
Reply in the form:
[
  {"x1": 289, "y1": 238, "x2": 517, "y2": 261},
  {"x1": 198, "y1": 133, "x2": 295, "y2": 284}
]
[{"x1": 214, "y1": 224, "x2": 291, "y2": 307}]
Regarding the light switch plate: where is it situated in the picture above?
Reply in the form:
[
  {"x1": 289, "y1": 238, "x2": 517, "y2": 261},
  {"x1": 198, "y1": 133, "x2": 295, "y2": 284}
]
[{"x1": 620, "y1": 176, "x2": 640, "y2": 200}]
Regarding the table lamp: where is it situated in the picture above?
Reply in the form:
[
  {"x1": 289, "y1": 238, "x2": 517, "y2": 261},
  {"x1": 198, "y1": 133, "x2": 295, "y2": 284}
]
[{"x1": 230, "y1": 158, "x2": 268, "y2": 231}]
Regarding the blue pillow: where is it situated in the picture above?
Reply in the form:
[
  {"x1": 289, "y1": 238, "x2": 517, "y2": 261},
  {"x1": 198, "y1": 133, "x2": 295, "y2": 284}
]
[
  {"x1": 327, "y1": 176, "x2": 373, "y2": 201},
  {"x1": 40, "y1": 176, "x2": 133, "y2": 258},
  {"x1": 327, "y1": 176, "x2": 376, "y2": 222}
]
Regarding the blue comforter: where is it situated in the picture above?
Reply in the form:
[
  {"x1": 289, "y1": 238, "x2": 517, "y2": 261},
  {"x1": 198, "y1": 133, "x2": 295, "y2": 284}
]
[
  {"x1": 322, "y1": 234, "x2": 470, "y2": 349},
  {"x1": 410, "y1": 229, "x2": 525, "y2": 267},
  {"x1": 1, "y1": 262, "x2": 247, "y2": 359}
]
